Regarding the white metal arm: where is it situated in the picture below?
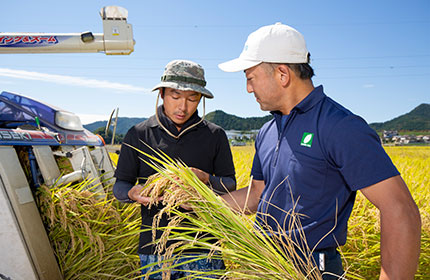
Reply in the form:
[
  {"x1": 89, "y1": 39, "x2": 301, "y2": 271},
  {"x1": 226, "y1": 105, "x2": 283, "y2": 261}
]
[{"x1": 0, "y1": 6, "x2": 134, "y2": 55}]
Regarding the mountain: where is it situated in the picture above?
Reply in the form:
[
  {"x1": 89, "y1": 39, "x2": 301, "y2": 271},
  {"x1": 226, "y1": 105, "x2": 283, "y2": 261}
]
[
  {"x1": 83, "y1": 104, "x2": 430, "y2": 136},
  {"x1": 370, "y1": 103, "x2": 430, "y2": 131},
  {"x1": 205, "y1": 110, "x2": 272, "y2": 130},
  {"x1": 83, "y1": 111, "x2": 273, "y2": 134},
  {"x1": 83, "y1": 117, "x2": 147, "y2": 135}
]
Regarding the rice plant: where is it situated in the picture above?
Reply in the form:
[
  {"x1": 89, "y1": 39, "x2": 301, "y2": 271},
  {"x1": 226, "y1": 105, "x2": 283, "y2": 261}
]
[
  {"x1": 230, "y1": 145, "x2": 254, "y2": 188},
  {"x1": 36, "y1": 145, "x2": 429, "y2": 279},
  {"x1": 36, "y1": 179, "x2": 142, "y2": 279},
  {"x1": 131, "y1": 144, "x2": 326, "y2": 280}
]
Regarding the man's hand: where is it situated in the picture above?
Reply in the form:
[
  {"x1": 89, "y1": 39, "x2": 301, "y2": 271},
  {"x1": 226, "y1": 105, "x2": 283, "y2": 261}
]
[
  {"x1": 221, "y1": 179, "x2": 265, "y2": 214},
  {"x1": 190, "y1": 167, "x2": 210, "y2": 184},
  {"x1": 128, "y1": 184, "x2": 162, "y2": 206},
  {"x1": 179, "y1": 203, "x2": 193, "y2": 211}
]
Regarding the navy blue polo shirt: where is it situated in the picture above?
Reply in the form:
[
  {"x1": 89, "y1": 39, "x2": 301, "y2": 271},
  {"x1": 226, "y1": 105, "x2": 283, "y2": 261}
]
[{"x1": 251, "y1": 85, "x2": 399, "y2": 250}]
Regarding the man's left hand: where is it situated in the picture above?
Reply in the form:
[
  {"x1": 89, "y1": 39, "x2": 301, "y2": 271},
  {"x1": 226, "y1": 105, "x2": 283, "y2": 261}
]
[{"x1": 190, "y1": 167, "x2": 210, "y2": 184}]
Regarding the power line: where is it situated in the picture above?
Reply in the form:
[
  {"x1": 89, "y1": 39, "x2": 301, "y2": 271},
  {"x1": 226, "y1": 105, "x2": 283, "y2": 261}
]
[
  {"x1": 313, "y1": 55, "x2": 430, "y2": 61},
  {"x1": 316, "y1": 73, "x2": 430, "y2": 79},
  {"x1": 4, "y1": 20, "x2": 429, "y2": 29},
  {"x1": 1, "y1": 64, "x2": 428, "y2": 72}
]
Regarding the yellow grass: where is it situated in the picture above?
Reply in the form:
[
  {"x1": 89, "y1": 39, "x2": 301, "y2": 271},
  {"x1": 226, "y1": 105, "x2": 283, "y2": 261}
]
[
  {"x1": 37, "y1": 181, "x2": 142, "y2": 279},
  {"x1": 43, "y1": 144, "x2": 428, "y2": 278},
  {"x1": 230, "y1": 144, "x2": 430, "y2": 279}
]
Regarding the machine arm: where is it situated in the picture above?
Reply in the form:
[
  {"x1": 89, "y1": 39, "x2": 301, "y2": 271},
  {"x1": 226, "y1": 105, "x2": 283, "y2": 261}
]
[{"x1": 0, "y1": 6, "x2": 134, "y2": 55}]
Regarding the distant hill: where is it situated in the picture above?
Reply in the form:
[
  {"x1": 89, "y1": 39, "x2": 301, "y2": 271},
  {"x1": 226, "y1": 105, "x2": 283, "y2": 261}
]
[
  {"x1": 83, "y1": 117, "x2": 147, "y2": 135},
  {"x1": 83, "y1": 104, "x2": 430, "y2": 136},
  {"x1": 205, "y1": 110, "x2": 273, "y2": 130},
  {"x1": 370, "y1": 103, "x2": 430, "y2": 131},
  {"x1": 83, "y1": 111, "x2": 272, "y2": 134}
]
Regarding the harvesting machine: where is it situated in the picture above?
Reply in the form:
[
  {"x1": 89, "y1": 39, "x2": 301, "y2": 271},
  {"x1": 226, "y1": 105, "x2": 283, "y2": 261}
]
[{"x1": 0, "y1": 6, "x2": 133, "y2": 280}]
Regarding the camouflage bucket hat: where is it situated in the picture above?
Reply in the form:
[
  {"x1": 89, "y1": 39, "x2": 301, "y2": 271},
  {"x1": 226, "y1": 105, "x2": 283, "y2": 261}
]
[{"x1": 152, "y1": 60, "x2": 214, "y2": 98}]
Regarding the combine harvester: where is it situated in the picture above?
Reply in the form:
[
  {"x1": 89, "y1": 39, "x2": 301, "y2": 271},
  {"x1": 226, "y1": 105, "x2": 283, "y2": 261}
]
[{"x1": 0, "y1": 6, "x2": 133, "y2": 280}]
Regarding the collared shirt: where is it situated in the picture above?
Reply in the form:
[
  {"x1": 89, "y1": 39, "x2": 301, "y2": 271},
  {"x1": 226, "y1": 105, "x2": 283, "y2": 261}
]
[
  {"x1": 251, "y1": 85, "x2": 399, "y2": 250},
  {"x1": 114, "y1": 106, "x2": 235, "y2": 254}
]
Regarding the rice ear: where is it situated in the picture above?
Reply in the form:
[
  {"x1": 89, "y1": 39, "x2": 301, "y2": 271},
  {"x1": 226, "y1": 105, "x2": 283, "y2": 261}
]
[{"x1": 130, "y1": 143, "x2": 323, "y2": 280}]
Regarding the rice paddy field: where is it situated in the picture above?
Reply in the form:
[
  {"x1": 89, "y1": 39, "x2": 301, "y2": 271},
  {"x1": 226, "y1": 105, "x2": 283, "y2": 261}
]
[
  {"x1": 37, "y1": 145, "x2": 430, "y2": 279},
  {"x1": 231, "y1": 145, "x2": 430, "y2": 279}
]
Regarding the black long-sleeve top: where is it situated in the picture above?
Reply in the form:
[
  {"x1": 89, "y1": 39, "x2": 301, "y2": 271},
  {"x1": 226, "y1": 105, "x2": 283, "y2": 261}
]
[{"x1": 113, "y1": 106, "x2": 236, "y2": 254}]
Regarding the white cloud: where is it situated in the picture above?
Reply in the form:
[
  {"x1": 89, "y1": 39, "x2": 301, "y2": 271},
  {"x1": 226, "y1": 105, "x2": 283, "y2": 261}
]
[
  {"x1": 363, "y1": 84, "x2": 375, "y2": 88},
  {"x1": 0, "y1": 68, "x2": 151, "y2": 93},
  {"x1": 77, "y1": 113, "x2": 109, "y2": 125}
]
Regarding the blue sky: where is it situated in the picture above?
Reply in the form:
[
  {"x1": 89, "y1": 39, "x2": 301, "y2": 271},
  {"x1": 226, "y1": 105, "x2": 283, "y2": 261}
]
[{"x1": 1, "y1": 0, "x2": 429, "y2": 125}]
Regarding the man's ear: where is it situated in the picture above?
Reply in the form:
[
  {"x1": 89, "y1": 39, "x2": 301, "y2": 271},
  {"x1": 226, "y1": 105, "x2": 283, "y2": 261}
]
[
  {"x1": 277, "y1": 64, "x2": 290, "y2": 86},
  {"x1": 159, "y1": 88, "x2": 165, "y2": 99}
]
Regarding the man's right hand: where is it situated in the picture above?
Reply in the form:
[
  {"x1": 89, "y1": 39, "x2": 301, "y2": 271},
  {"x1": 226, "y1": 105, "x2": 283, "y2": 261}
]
[{"x1": 128, "y1": 184, "x2": 162, "y2": 206}]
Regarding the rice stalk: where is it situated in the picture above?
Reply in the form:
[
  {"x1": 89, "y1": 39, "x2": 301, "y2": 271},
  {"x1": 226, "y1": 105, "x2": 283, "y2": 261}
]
[
  {"x1": 128, "y1": 142, "x2": 325, "y2": 280},
  {"x1": 36, "y1": 144, "x2": 429, "y2": 279},
  {"x1": 36, "y1": 179, "x2": 143, "y2": 279}
]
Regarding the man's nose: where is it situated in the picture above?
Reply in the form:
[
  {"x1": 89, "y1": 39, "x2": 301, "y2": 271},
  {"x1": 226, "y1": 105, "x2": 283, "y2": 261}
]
[
  {"x1": 178, "y1": 98, "x2": 187, "y2": 111},
  {"x1": 246, "y1": 81, "x2": 253, "y2": 93}
]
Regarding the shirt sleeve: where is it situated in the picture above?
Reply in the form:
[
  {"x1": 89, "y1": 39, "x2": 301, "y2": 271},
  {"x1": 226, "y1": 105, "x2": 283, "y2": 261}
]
[
  {"x1": 250, "y1": 134, "x2": 264, "y2": 181},
  {"x1": 208, "y1": 174, "x2": 236, "y2": 194},
  {"x1": 323, "y1": 115, "x2": 400, "y2": 191},
  {"x1": 112, "y1": 179, "x2": 135, "y2": 203},
  {"x1": 212, "y1": 128, "x2": 236, "y2": 178},
  {"x1": 114, "y1": 126, "x2": 140, "y2": 183},
  {"x1": 200, "y1": 127, "x2": 236, "y2": 194}
]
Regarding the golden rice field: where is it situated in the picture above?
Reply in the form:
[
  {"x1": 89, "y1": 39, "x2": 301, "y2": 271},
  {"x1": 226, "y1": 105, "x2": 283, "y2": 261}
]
[
  {"x1": 231, "y1": 145, "x2": 430, "y2": 279},
  {"x1": 38, "y1": 145, "x2": 429, "y2": 279}
]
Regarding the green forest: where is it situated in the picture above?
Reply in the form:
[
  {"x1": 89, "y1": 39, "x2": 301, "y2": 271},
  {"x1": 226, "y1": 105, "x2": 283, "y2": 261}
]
[{"x1": 84, "y1": 104, "x2": 430, "y2": 144}]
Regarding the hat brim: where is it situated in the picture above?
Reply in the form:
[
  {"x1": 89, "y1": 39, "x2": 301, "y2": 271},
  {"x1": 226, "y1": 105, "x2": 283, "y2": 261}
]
[
  {"x1": 152, "y1": 81, "x2": 213, "y2": 99},
  {"x1": 218, "y1": 58, "x2": 262, "y2": 72}
]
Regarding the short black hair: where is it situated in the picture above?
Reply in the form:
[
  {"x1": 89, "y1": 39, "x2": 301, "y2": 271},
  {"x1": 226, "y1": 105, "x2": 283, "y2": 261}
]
[
  {"x1": 284, "y1": 63, "x2": 315, "y2": 79},
  {"x1": 264, "y1": 53, "x2": 315, "y2": 80}
]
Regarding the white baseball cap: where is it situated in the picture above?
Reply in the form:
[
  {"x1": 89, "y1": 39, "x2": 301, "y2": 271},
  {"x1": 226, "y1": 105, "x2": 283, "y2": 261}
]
[{"x1": 218, "y1": 22, "x2": 309, "y2": 72}]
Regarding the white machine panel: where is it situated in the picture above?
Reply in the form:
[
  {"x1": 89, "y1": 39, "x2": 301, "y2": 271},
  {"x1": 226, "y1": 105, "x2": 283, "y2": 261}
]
[
  {"x1": 0, "y1": 146, "x2": 63, "y2": 280},
  {"x1": 69, "y1": 146, "x2": 105, "y2": 196},
  {"x1": 32, "y1": 145, "x2": 61, "y2": 186},
  {"x1": 0, "y1": 180, "x2": 37, "y2": 280},
  {"x1": 91, "y1": 146, "x2": 116, "y2": 185}
]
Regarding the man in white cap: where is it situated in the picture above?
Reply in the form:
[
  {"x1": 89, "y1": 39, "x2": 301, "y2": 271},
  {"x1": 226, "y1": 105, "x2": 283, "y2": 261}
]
[
  {"x1": 218, "y1": 23, "x2": 421, "y2": 279},
  {"x1": 114, "y1": 59, "x2": 236, "y2": 279}
]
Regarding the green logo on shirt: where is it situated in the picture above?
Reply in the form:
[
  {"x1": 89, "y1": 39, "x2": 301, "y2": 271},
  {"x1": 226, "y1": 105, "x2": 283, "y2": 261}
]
[{"x1": 301, "y1": 132, "x2": 314, "y2": 147}]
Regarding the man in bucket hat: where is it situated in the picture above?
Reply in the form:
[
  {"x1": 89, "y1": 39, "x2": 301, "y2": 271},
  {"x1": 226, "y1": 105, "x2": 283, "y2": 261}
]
[
  {"x1": 113, "y1": 59, "x2": 236, "y2": 279},
  {"x1": 218, "y1": 23, "x2": 421, "y2": 279}
]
